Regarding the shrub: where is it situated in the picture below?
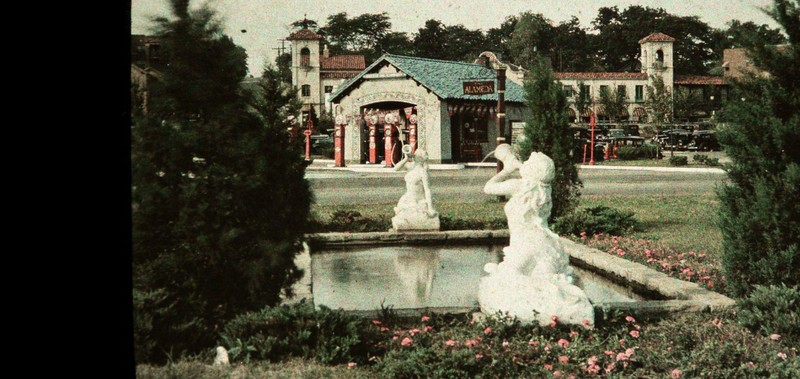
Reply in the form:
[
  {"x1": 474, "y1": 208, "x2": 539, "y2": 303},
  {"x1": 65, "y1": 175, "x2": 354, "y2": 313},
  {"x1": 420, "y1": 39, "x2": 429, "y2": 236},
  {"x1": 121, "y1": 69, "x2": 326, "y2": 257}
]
[
  {"x1": 716, "y1": 2, "x2": 799, "y2": 297},
  {"x1": 552, "y1": 205, "x2": 639, "y2": 237},
  {"x1": 706, "y1": 157, "x2": 720, "y2": 166},
  {"x1": 693, "y1": 154, "x2": 708, "y2": 164},
  {"x1": 616, "y1": 144, "x2": 660, "y2": 160},
  {"x1": 737, "y1": 284, "x2": 800, "y2": 345},
  {"x1": 439, "y1": 215, "x2": 506, "y2": 231},
  {"x1": 669, "y1": 156, "x2": 688, "y2": 166},
  {"x1": 219, "y1": 302, "x2": 380, "y2": 365},
  {"x1": 310, "y1": 210, "x2": 392, "y2": 232}
]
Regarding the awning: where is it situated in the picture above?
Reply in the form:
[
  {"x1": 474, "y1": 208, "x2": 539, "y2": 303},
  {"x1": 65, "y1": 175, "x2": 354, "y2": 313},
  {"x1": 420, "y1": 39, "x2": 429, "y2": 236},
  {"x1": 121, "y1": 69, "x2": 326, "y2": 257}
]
[
  {"x1": 633, "y1": 107, "x2": 647, "y2": 117},
  {"x1": 595, "y1": 106, "x2": 606, "y2": 116},
  {"x1": 580, "y1": 108, "x2": 593, "y2": 117},
  {"x1": 448, "y1": 104, "x2": 494, "y2": 117},
  {"x1": 567, "y1": 108, "x2": 576, "y2": 118},
  {"x1": 619, "y1": 107, "x2": 629, "y2": 117}
]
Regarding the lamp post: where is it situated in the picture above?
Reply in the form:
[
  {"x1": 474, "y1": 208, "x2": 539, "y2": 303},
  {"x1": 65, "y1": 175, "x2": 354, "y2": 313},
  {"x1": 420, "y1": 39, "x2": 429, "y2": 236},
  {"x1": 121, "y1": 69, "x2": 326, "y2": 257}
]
[
  {"x1": 589, "y1": 113, "x2": 596, "y2": 165},
  {"x1": 304, "y1": 113, "x2": 313, "y2": 161}
]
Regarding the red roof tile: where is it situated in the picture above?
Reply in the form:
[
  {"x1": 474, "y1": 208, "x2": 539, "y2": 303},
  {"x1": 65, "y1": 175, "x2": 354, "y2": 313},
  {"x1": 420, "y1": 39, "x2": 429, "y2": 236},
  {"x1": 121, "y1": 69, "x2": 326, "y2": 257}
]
[
  {"x1": 674, "y1": 75, "x2": 725, "y2": 85},
  {"x1": 554, "y1": 72, "x2": 647, "y2": 80},
  {"x1": 287, "y1": 29, "x2": 322, "y2": 40},
  {"x1": 321, "y1": 55, "x2": 366, "y2": 70},
  {"x1": 321, "y1": 72, "x2": 361, "y2": 79},
  {"x1": 639, "y1": 32, "x2": 676, "y2": 44}
]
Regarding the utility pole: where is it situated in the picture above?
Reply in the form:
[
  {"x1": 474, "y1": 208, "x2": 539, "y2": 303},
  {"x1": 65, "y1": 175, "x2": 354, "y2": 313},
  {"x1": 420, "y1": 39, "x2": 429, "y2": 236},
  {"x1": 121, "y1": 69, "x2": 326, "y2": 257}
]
[{"x1": 496, "y1": 65, "x2": 507, "y2": 173}]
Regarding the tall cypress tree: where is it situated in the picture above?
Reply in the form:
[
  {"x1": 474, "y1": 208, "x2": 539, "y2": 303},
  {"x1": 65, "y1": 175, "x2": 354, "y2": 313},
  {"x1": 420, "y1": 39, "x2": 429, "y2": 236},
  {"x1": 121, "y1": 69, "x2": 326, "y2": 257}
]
[
  {"x1": 717, "y1": 0, "x2": 799, "y2": 297},
  {"x1": 516, "y1": 60, "x2": 581, "y2": 223},
  {"x1": 132, "y1": 0, "x2": 310, "y2": 362}
]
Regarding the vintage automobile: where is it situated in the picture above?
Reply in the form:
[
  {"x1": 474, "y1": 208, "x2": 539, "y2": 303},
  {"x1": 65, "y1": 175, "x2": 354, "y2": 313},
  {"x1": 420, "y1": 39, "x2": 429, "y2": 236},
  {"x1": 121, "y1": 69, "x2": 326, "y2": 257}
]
[
  {"x1": 654, "y1": 128, "x2": 693, "y2": 151},
  {"x1": 570, "y1": 126, "x2": 605, "y2": 162},
  {"x1": 687, "y1": 130, "x2": 721, "y2": 151}
]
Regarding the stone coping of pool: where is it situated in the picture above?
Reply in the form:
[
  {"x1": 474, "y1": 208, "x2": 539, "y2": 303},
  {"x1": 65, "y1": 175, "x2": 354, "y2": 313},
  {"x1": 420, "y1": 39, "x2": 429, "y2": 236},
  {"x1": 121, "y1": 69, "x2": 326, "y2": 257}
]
[{"x1": 289, "y1": 230, "x2": 735, "y2": 318}]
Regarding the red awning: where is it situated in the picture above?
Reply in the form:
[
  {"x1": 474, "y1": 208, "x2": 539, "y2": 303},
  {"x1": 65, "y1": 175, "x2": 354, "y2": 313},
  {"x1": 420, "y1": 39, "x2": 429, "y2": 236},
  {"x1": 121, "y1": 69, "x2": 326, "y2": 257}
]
[{"x1": 633, "y1": 107, "x2": 647, "y2": 117}]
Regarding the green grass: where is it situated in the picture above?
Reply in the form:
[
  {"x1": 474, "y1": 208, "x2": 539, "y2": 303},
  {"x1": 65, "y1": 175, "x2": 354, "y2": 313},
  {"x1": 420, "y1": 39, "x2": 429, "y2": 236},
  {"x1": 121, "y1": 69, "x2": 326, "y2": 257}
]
[
  {"x1": 136, "y1": 358, "x2": 378, "y2": 379},
  {"x1": 591, "y1": 158, "x2": 720, "y2": 167}
]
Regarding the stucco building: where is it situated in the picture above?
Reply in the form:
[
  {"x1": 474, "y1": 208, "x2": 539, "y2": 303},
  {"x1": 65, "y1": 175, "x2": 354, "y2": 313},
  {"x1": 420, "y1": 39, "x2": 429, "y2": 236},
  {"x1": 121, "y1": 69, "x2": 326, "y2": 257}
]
[
  {"x1": 287, "y1": 28, "x2": 366, "y2": 119},
  {"x1": 329, "y1": 54, "x2": 528, "y2": 164},
  {"x1": 555, "y1": 32, "x2": 725, "y2": 124}
]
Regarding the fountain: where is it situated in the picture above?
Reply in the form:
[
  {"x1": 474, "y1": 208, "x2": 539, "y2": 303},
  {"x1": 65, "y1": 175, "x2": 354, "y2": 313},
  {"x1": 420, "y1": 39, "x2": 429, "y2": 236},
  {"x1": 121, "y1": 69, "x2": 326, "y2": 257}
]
[{"x1": 479, "y1": 144, "x2": 594, "y2": 326}]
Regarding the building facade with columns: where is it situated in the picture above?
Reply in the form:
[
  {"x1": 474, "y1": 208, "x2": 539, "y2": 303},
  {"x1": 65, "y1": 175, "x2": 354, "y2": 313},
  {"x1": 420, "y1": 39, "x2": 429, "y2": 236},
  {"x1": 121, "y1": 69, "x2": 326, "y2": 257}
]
[
  {"x1": 555, "y1": 32, "x2": 725, "y2": 124},
  {"x1": 329, "y1": 54, "x2": 528, "y2": 165}
]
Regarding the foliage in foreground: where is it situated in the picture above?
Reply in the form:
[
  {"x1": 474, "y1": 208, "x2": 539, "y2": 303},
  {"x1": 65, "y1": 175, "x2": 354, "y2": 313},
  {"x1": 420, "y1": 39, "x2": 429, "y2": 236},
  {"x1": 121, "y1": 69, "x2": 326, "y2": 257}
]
[
  {"x1": 737, "y1": 284, "x2": 800, "y2": 346},
  {"x1": 552, "y1": 205, "x2": 639, "y2": 237},
  {"x1": 139, "y1": 306, "x2": 799, "y2": 379},
  {"x1": 716, "y1": 0, "x2": 800, "y2": 298}
]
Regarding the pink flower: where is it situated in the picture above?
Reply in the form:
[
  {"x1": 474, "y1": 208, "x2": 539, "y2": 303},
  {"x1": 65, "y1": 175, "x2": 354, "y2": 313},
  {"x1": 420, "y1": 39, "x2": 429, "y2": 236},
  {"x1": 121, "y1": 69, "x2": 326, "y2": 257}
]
[
  {"x1": 475, "y1": 354, "x2": 483, "y2": 359},
  {"x1": 380, "y1": 327, "x2": 389, "y2": 332},
  {"x1": 616, "y1": 352, "x2": 628, "y2": 362},
  {"x1": 580, "y1": 231, "x2": 587, "y2": 237},
  {"x1": 582, "y1": 319, "x2": 591, "y2": 327},
  {"x1": 559, "y1": 355, "x2": 569, "y2": 364},
  {"x1": 423, "y1": 326, "x2": 433, "y2": 332},
  {"x1": 553, "y1": 370, "x2": 563, "y2": 378},
  {"x1": 557, "y1": 338, "x2": 570, "y2": 348},
  {"x1": 569, "y1": 330, "x2": 579, "y2": 338},
  {"x1": 401, "y1": 337, "x2": 413, "y2": 346},
  {"x1": 587, "y1": 356, "x2": 598, "y2": 365},
  {"x1": 347, "y1": 362, "x2": 357, "y2": 369},
  {"x1": 392, "y1": 336, "x2": 398, "y2": 340},
  {"x1": 484, "y1": 327, "x2": 492, "y2": 335},
  {"x1": 769, "y1": 334, "x2": 781, "y2": 341},
  {"x1": 671, "y1": 369, "x2": 683, "y2": 378},
  {"x1": 747, "y1": 361, "x2": 756, "y2": 369},
  {"x1": 619, "y1": 339, "x2": 627, "y2": 346},
  {"x1": 465, "y1": 339, "x2": 478, "y2": 347},
  {"x1": 549, "y1": 320, "x2": 557, "y2": 328},
  {"x1": 372, "y1": 320, "x2": 382, "y2": 325},
  {"x1": 629, "y1": 330, "x2": 640, "y2": 338},
  {"x1": 421, "y1": 315, "x2": 430, "y2": 322},
  {"x1": 625, "y1": 316, "x2": 636, "y2": 323},
  {"x1": 586, "y1": 364, "x2": 600, "y2": 374},
  {"x1": 604, "y1": 350, "x2": 615, "y2": 357},
  {"x1": 544, "y1": 364, "x2": 553, "y2": 371},
  {"x1": 625, "y1": 348, "x2": 635, "y2": 357},
  {"x1": 551, "y1": 315, "x2": 559, "y2": 321},
  {"x1": 617, "y1": 249, "x2": 626, "y2": 256},
  {"x1": 777, "y1": 352, "x2": 787, "y2": 360},
  {"x1": 634, "y1": 324, "x2": 641, "y2": 330},
  {"x1": 409, "y1": 328, "x2": 421, "y2": 336},
  {"x1": 606, "y1": 362, "x2": 616, "y2": 372},
  {"x1": 445, "y1": 340, "x2": 456, "y2": 347}
]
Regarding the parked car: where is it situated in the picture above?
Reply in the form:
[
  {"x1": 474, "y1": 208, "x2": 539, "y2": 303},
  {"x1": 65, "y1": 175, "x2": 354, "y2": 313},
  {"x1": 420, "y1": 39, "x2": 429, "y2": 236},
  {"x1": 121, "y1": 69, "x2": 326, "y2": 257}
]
[
  {"x1": 570, "y1": 126, "x2": 605, "y2": 162},
  {"x1": 655, "y1": 129, "x2": 693, "y2": 151},
  {"x1": 687, "y1": 130, "x2": 720, "y2": 151}
]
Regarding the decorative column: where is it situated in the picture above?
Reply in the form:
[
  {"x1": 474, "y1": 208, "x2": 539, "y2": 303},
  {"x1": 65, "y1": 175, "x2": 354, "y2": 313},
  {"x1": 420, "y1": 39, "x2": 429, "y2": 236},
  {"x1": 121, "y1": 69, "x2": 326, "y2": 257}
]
[
  {"x1": 304, "y1": 116, "x2": 313, "y2": 161},
  {"x1": 384, "y1": 112, "x2": 397, "y2": 167},
  {"x1": 496, "y1": 65, "x2": 507, "y2": 172},
  {"x1": 334, "y1": 114, "x2": 346, "y2": 167}
]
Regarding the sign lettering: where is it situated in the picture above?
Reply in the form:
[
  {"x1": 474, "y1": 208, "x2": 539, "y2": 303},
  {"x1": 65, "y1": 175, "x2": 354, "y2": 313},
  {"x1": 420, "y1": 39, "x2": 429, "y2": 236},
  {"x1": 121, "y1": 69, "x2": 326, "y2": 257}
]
[{"x1": 463, "y1": 81, "x2": 495, "y2": 95}]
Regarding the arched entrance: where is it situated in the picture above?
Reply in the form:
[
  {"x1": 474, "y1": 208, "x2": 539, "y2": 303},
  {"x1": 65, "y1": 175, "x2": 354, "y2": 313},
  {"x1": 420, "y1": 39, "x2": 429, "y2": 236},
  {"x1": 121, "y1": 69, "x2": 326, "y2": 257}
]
[{"x1": 359, "y1": 101, "x2": 418, "y2": 166}]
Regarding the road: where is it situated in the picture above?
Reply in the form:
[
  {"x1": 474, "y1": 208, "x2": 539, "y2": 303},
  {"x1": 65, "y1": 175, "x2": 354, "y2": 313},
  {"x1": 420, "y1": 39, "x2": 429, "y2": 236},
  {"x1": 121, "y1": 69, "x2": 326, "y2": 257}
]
[{"x1": 307, "y1": 167, "x2": 728, "y2": 205}]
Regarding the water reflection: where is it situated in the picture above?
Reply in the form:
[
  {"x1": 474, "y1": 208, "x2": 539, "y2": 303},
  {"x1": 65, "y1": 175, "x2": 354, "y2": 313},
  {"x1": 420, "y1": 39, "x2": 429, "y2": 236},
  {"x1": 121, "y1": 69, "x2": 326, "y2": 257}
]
[{"x1": 394, "y1": 250, "x2": 440, "y2": 307}]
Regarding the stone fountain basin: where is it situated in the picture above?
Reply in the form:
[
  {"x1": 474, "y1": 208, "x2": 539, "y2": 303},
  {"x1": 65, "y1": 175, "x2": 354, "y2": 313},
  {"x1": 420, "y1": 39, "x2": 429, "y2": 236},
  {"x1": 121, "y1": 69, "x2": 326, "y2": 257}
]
[{"x1": 286, "y1": 230, "x2": 734, "y2": 318}]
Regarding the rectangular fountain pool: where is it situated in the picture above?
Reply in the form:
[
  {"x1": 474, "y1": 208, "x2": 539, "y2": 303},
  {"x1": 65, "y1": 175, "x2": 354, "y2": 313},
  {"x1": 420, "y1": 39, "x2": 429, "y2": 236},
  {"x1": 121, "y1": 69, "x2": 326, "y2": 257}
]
[{"x1": 312, "y1": 244, "x2": 648, "y2": 312}]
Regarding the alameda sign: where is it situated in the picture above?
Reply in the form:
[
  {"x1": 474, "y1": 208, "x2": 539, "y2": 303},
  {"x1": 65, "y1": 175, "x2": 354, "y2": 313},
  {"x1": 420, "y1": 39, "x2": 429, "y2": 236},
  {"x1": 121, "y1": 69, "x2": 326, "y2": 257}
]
[{"x1": 463, "y1": 80, "x2": 495, "y2": 95}]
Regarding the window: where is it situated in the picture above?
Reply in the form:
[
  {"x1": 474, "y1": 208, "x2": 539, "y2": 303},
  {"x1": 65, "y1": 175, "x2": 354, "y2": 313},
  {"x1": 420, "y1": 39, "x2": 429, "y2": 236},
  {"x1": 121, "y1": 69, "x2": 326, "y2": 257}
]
[
  {"x1": 324, "y1": 85, "x2": 333, "y2": 93},
  {"x1": 463, "y1": 118, "x2": 488, "y2": 143},
  {"x1": 656, "y1": 49, "x2": 664, "y2": 62},
  {"x1": 635, "y1": 85, "x2": 644, "y2": 102},
  {"x1": 301, "y1": 85, "x2": 311, "y2": 97},
  {"x1": 617, "y1": 85, "x2": 627, "y2": 99},
  {"x1": 599, "y1": 85, "x2": 609, "y2": 95},
  {"x1": 300, "y1": 47, "x2": 310, "y2": 67},
  {"x1": 563, "y1": 85, "x2": 574, "y2": 97},
  {"x1": 581, "y1": 85, "x2": 591, "y2": 101}
]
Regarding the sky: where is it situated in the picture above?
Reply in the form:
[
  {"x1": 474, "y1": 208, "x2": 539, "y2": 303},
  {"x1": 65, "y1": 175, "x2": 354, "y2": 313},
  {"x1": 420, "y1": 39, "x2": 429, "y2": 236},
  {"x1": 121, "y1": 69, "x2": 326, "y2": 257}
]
[{"x1": 131, "y1": 0, "x2": 780, "y2": 77}]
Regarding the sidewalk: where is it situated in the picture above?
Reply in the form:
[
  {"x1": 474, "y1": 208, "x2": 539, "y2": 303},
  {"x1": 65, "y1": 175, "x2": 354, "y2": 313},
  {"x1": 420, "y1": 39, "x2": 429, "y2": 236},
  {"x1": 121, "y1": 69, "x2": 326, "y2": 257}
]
[{"x1": 307, "y1": 159, "x2": 725, "y2": 174}]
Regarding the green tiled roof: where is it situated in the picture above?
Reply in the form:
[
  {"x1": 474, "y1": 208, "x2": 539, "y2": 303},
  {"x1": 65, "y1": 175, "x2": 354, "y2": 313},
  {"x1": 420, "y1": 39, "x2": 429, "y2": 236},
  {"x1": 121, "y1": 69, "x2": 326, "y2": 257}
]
[{"x1": 329, "y1": 54, "x2": 527, "y2": 103}]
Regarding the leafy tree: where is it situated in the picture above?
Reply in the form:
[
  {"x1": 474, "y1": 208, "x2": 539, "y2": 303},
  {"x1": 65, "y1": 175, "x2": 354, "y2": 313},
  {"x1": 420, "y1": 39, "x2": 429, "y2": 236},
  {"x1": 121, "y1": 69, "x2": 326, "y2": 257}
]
[
  {"x1": 486, "y1": 16, "x2": 517, "y2": 61},
  {"x1": 591, "y1": 5, "x2": 717, "y2": 75},
  {"x1": 574, "y1": 80, "x2": 589, "y2": 123},
  {"x1": 509, "y1": 12, "x2": 554, "y2": 69},
  {"x1": 716, "y1": 0, "x2": 799, "y2": 298},
  {"x1": 318, "y1": 12, "x2": 407, "y2": 62},
  {"x1": 551, "y1": 17, "x2": 598, "y2": 72},
  {"x1": 274, "y1": 52, "x2": 292, "y2": 83},
  {"x1": 290, "y1": 17, "x2": 319, "y2": 31},
  {"x1": 724, "y1": 20, "x2": 787, "y2": 48},
  {"x1": 516, "y1": 61, "x2": 581, "y2": 223},
  {"x1": 673, "y1": 87, "x2": 704, "y2": 122},
  {"x1": 133, "y1": 0, "x2": 311, "y2": 362},
  {"x1": 645, "y1": 74, "x2": 673, "y2": 128},
  {"x1": 412, "y1": 19, "x2": 487, "y2": 61},
  {"x1": 598, "y1": 86, "x2": 627, "y2": 122}
]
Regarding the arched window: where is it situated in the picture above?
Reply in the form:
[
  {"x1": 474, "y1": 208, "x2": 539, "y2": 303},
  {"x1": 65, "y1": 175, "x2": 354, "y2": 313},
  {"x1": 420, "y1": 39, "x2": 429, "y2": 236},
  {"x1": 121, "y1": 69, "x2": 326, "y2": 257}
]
[
  {"x1": 300, "y1": 47, "x2": 310, "y2": 67},
  {"x1": 656, "y1": 49, "x2": 664, "y2": 63}
]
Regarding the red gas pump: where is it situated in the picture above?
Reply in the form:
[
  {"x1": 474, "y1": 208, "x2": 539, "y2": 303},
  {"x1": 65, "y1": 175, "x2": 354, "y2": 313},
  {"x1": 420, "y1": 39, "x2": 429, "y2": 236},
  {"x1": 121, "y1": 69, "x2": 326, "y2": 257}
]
[
  {"x1": 334, "y1": 114, "x2": 346, "y2": 167},
  {"x1": 367, "y1": 114, "x2": 378, "y2": 163}
]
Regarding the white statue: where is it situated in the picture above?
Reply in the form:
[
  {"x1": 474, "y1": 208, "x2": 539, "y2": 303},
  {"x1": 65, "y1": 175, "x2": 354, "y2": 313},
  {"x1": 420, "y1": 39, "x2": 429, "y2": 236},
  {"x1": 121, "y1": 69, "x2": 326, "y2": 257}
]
[
  {"x1": 392, "y1": 145, "x2": 440, "y2": 231},
  {"x1": 478, "y1": 144, "x2": 594, "y2": 326}
]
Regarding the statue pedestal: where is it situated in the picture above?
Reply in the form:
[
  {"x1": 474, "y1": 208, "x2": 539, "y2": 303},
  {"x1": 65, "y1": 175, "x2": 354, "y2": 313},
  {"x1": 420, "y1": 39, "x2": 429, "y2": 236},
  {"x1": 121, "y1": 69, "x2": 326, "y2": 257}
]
[{"x1": 392, "y1": 211, "x2": 440, "y2": 231}]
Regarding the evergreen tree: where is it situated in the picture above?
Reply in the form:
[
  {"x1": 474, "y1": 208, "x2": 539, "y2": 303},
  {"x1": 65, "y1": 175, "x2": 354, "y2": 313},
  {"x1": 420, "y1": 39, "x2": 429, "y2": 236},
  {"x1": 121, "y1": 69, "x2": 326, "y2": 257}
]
[
  {"x1": 132, "y1": 0, "x2": 311, "y2": 362},
  {"x1": 516, "y1": 61, "x2": 581, "y2": 223},
  {"x1": 717, "y1": 0, "x2": 799, "y2": 298}
]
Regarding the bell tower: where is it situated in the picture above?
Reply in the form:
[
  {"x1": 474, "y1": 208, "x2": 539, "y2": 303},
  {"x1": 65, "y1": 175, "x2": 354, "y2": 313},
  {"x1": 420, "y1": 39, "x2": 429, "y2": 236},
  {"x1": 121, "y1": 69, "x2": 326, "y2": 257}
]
[
  {"x1": 639, "y1": 32, "x2": 676, "y2": 89},
  {"x1": 287, "y1": 26, "x2": 323, "y2": 113}
]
